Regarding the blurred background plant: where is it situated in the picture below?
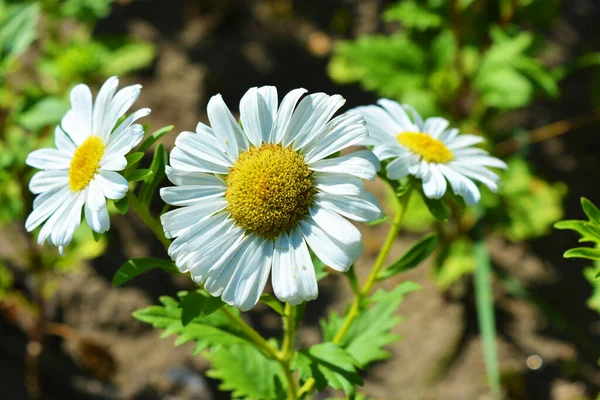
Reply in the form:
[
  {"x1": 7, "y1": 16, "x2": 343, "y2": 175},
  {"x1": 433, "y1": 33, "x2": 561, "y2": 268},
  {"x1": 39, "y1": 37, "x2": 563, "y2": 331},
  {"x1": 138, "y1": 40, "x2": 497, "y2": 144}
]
[
  {"x1": 0, "y1": 0, "x2": 155, "y2": 395},
  {"x1": 1, "y1": 0, "x2": 600, "y2": 399}
]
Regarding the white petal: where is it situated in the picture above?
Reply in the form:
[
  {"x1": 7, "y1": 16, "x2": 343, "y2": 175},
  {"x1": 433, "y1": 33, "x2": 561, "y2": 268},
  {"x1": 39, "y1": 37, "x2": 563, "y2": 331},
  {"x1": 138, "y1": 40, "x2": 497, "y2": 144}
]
[
  {"x1": 160, "y1": 185, "x2": 225, "y2": 206},
  {"x1": 453, "y1": 155, "x2": 507, "y2": 169},
  {"x1": 308, "y1": 150, "x2": 380, "y2": 180},
  {"x1": 174, "y1": 131, "x2": 232, "y2": 168},
  {"x1": 25, "y1": 188, "x2": 71, "y2": 231},
  {"x1": 96, "y1": 170, "x2": 128, "y2": 200},
  {"x1": 26, "y1": 148, "x2": 72, "y2": 170},
  {"x1": 222, "y1": 236, "x2": 273, "y2": 311},
  {"x1": 422, "y1": 164, "x2": 447, "y2": 199},
  {"x1": 203, "y1": 234, "x2": 254, "y2": 296},
  {"x1": 105, "y1": 124, "x2": 145, "y2": 157},
  {"x1": 109, "y1": 108, "x2": 151, "y2": 145},
  {"x1": 270, "y1": 88, "x2": 307, "y2": 144},
  {"x1": 54, "y1": 126, "x2": 76, "y2": 154},
  {"x1": 438, "y1": 164, "x2": 481, "y2": 205},
  {"x1": 86, "y1": 180, "x2": 106, "y2": 210},
  {"x1": 439, "y1": 128, "x2": 459, "y2": 143},
  {"x1": 288, "y1": 93, "x2": 346, "y2": 150},
  {"x1": 239, "y1": 86, "x2": 277, "y2": 146},
  {"x1": 423, "y1": 117, "x2": 450, "y2": 139},
  {"x1": 51, "y1": 194, "x2": 85, "y2": 247},
  {"x1": 169, "y1": 213, "x2": 232, "y2": 261},
  {"x1": 165, "y1": 166, "x2": 227, "y2": 187},
  {"x1": 92, "y1": 77, "x2": 119, "y2": 137},
  {"x1": 85, "y1": 203, "x2": 110, "y2": 233},
  {"x1": 386, "y1": 155, "x2": 418, "y2": 180},
  {"x1": 447, "y1": 134, "x2": 485, "y2": 150},
  {"x1": 272, "y1": 228, "x2": 318, "y2": 305},
  {"x1": 61, "y1": 84, "x2": 93, "y2": 145},
  {"x1": 400, "y1": 104, "x2": 424, "y2": 129},
  {"x1": 314, "y1": 174, "x2": 364, "y2": 196},
  {"x1": 377, "y1": 99, "x2": 420, "y2": 131},
  {"x1": 100, "y1": 84, "x2": 142, "y2": 140},
  {"x1": 299, "y1": 206, "x2": 363, "y2": 272},
  {"x1": 303, "y1": 112, "x2": 369, "y2": 163},
  {"x1": 160, "y1": 200, "x2": 228, "y2": 238},
  {"x1": 29, "y1": 170, "x2": 68, "y2": 194},
  {"x1": 100, "y1": 154, "x2": 127, "y2": 171},
  {"x1": 352, "y1": 105, "x2": 402, "y2": 145},
  {"x1": 314, "y1": 191, "x2": 382, "y2": 222},
  {"x1": 207, "y1": 94, "x2": 248, "y2": 163},
  {"x1": 372, "y1": 143, "x2": 406, "y2": 161}
]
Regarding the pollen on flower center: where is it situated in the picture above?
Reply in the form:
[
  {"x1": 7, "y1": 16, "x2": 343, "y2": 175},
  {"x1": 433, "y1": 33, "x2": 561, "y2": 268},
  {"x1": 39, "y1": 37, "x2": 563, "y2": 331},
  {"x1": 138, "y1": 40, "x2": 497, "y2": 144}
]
[
  {"x1": 225, "y1": 144, "x2": 315, "y2": 239},
  {"x1": 69, "y1": 136, "x2": 105, "y2": 192},
  {"x1": 397, "y1": 132, "x2": 454, "y2": 163}
]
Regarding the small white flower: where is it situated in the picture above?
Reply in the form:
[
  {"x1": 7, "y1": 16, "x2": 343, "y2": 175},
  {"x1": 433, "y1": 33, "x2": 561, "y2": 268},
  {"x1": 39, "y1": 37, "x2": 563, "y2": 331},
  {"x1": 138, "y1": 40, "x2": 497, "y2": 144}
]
[
  {"x1": 25, "y1": 76, "x2": 150, "y2": 254},
  {"x1": 354, "y1": 99, "x2": 507, "y2": 205},
  {"x1": 161, "y1": 86, "x2": 382, "y2": 310}
]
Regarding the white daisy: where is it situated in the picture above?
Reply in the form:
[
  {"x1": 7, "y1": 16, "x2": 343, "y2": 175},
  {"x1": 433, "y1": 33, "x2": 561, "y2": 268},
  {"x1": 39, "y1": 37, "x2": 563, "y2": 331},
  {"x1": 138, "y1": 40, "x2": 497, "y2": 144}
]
[
  {"x1": 160, "y1": 86, "x2": 382, "y2": 310},
  {"x1": 353, "y1": 99, "x2": 507, "y2": 205},
  {"x1": 25, "y1": 76, "x2": 150, "y2": 254}
]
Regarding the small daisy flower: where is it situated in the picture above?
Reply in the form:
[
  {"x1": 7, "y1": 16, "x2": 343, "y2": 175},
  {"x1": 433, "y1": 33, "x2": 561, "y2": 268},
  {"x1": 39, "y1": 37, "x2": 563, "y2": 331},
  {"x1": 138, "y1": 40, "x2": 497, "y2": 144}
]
[
  {"x1": 354, "y1": 99, "x2": 507, "y2": 205},
  {"x1": 25, "y1": 77, "x2": 150, "y2": 254},
  {"x1": 161, "y1": 86, "x2": 382, "y2": 310}
]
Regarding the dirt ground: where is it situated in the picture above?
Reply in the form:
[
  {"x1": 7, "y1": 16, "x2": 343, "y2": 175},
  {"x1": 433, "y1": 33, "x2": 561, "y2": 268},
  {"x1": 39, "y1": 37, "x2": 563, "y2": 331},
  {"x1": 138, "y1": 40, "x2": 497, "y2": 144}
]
[{"x1": 2, "y1": 0, "x2": 600, "y2": 399}]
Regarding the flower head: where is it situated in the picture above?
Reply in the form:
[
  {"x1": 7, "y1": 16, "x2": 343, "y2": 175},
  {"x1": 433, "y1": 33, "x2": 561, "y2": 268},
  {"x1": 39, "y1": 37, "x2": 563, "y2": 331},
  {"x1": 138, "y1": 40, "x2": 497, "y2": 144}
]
[
  {"x1": 354, "y1": 99, "x2": 507, "y2": 205},
  {"x1": 161, "y1": 86, "x2": 382, "y2": 310},
  {"x1": 25, "y1": 77, "x2": 150, "y2": 254}
]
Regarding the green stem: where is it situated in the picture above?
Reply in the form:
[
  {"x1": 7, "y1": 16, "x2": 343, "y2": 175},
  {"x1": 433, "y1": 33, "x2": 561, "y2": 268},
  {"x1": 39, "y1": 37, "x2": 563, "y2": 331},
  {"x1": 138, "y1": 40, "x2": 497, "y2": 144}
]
[
  {"x1": 128, "y1": 192, "x2": 171, "y2": 249},
  {"x1": 220, "y1": 307, "x2": 280, "y2": 360},
  {"x1": 298, "y1": 187, "x2": 412, "y2": 398},
  {"x1": 281, "y1": 303, "x2": 296, "y2": 359}
]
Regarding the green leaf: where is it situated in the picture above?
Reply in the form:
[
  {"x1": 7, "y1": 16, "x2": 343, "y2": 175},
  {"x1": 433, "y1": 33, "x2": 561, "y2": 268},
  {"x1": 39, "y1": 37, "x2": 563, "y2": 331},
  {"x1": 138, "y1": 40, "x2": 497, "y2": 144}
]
[
  {"x1": 206, "y1": 343, "x2": 285, "y2": 400},
  {"x1": 19, "y1": 97, "x2": 70, "y2": 130},
  {"x1": 179, "y1": 291, "x2": 225, "y2": 326},
  {"x1": 383, "y1": 0, "x2": 442, "y2": 30},
  {"x1": 113, "y1": 196, "x2": 130, "y2": 215},
  {"x1": 101, "y1": 42, "x2": 156, "y2": 76},
  {"x1": 0, "y1": 2, "x2": 40, "y2": 65},
  {"x1": 294, "y1": 343, "x2": 363, "y2": 395},
  {"x1": 260, "y1": 294, "x2": 284, "y2": 315},
  {"x1": 139, "y1": 144, "x2": 168, "y2": 206},
  {"x1": 582, "y1": 198, "x2": 600, "y2": 225},
  {"x1": 112, "y1": 257, "x2": 179, "y2": 286},
  {"x1": 133, "y1": 295, "x2": 249, "y2": 355},
  {"x1": 320, "y1": 282, "x2": 420, "y2": 367},
  {"x1": 422, "y1": 195, "x2": 449, "y2": 221},
  {"x1": 127, "y1": 169, "x2": 152, "y2": 183},
  {"x1": 564, "y1": 248, "x2": 600, "y2": 261},
  {"x1": 138, "y1": 125, "x2": 174, "y2": 153},
  {"x1": 125, "y1": 152, "x2": 144, "y2": 168},
  {"x1": 378, "y1": 233, "x2": 438, "y2": 280}
]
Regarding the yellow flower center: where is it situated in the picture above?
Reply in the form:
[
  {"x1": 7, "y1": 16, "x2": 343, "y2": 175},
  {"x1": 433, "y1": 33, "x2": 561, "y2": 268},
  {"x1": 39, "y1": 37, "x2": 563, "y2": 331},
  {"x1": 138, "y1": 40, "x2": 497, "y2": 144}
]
[
  {"x1": 68, "y1": 136, "x2": 105, "y2": 192},
  {"x1": 225, "y1": 144, "x2": 315, "y2": 239},
  {"x1": 397, "y1": 132, "x2": 454, "y2": 163}
]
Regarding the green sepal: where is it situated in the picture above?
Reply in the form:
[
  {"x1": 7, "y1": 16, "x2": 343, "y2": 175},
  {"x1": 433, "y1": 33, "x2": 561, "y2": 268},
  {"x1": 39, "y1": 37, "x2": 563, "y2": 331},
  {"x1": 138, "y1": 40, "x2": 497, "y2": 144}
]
[
  {"x1": 260, "y1": 293, "x2": 284, "y2": 315},
  {"x1": 113, "y1": 196, "x2": 130, "y2": 215}
]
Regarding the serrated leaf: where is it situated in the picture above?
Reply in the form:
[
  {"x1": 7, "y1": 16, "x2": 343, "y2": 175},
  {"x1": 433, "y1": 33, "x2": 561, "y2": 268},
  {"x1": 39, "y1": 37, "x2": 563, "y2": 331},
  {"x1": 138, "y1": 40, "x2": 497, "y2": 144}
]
[
  {"x1": 133, "y1": 295, "x2": 249, "y2": 354},
  {"x1": 113, "y1": 196, "x2": 129, "y2": 215},
  {"x1": 582, "y1": 198, "x2": 600, "y2": 225},
  {"x1": 127, "y1": 169, "x2": 152, "y2": 182},
  {"x1": 423, "y1": 195, "x2": 449, "y2": 221},
  {"x1": 206, "y1": 343, "x2": 285, "y2": 400},
  {"x1": 138, "y1": 125, "x2": 174, "y2": 153},
  {"x1": 138, "y1": 144, "x2": 167, "y2": 206},
  {"x1": 112, "y1": 257, "x2": 179, "y2": 286},
  {"x1": 179, "y1": 291, "x2": 224, "y2": 325},
  {"x1": 320, "y1": 282, "x2": 420, "y2": 367},
  {"x1": 564, "y1": 248, "x2": 600, "y2": 261},
  {"x1": 378, "y1": 233, "x2": 438, "y2": 280},
  {"x1": 260, "y1": 293, "x2": 284, "y2": 315},
  {"x1": 294, "y1": 343, "x2": 363, "y2": 395}
]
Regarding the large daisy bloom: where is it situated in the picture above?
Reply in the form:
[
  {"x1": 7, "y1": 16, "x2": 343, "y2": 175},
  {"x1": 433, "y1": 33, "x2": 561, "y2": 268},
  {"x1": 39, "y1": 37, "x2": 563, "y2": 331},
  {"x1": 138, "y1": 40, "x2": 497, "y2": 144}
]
[
  {"x1": 160, "y1": 86, "x2": 382, "y2": 310},
  {"x1": 25, "y1": 77, "x2": 150, "y2": 254},
  {"x1": 354, "y1": 99, "x2": 507, "y2": 205}
]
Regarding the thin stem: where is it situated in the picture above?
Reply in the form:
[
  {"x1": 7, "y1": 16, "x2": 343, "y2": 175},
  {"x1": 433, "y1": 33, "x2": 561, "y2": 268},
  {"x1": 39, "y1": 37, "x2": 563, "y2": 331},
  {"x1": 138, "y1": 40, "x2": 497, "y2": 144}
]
[
  {"x1": 127, "y1": 192, "x2": 171, "y2": 249},
  {"x1": 220, "y1": 307, "x2": 281, "y2": 360},
  {"x1": 298, "y1": 187, "x2": 412, "y2": 398},
  {"x1": 281, "y1": 360, "x2": 299, "y2": 400},
  {"x1": 281, "y1": 303, "x2": 296, "y2": 359}
]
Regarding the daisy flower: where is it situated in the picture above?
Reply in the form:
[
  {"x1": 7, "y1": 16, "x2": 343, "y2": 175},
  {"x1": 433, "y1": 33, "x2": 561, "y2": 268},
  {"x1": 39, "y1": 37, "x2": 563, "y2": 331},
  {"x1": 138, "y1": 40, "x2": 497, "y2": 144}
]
[
  {"x1": 25, "y1": 77, "x2": 150, "y2": 254},
  {"x1": 161, "y1": 86, "x2": 382, "y2": 310},
  {"x1": 354, "y1": 99, "x2": 507, "y2": 205}
]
